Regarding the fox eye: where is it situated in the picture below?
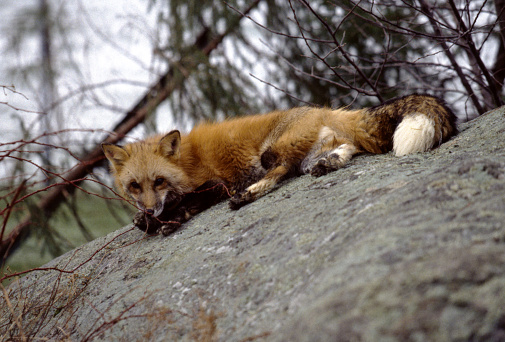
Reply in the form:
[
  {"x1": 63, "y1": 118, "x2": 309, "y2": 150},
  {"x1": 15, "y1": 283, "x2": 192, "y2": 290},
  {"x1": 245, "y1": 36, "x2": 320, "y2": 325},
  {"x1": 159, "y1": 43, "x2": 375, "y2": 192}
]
[
  {"x1": 154, "y1": 177, "x2": 165, "y2": 186},
  {"x1": 130, "y1": 181, "x2": 140, "y2": 189}
]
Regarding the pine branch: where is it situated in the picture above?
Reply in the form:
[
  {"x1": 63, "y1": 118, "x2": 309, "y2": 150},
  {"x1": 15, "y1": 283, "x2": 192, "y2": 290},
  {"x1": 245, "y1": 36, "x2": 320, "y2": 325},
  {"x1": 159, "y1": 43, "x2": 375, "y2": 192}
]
[
  {"x1": 492, "y1": 0, "x2": 505, "y2": 94},
  {"x1": 1, "y1": 0, "x2": 262, "y2": 263}
]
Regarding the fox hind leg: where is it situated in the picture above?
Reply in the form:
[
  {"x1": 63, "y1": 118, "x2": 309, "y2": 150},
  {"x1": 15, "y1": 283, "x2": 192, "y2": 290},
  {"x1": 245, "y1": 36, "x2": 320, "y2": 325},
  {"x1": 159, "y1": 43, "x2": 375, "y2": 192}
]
[
  {"x1": 309, "y1": 143, "x2": 358, "y2": 177},
  {"x1": 230, "y1": 123, "x2": 359, "y2": 209},
  {"x1": 301, "y1": 126, "x2": 358, "y2": 177}
]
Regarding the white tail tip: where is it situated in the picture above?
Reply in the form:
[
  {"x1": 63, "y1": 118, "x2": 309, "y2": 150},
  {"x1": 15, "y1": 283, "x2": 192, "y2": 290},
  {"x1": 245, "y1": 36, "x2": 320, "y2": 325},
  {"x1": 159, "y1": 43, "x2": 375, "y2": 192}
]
[{"x1": 393, "y1": 114, "x2": 436, "y2": 156}]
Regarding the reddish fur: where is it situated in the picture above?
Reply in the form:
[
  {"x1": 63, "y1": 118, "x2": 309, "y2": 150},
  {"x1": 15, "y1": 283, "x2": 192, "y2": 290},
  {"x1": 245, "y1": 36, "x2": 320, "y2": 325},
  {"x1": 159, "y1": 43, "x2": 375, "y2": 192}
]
[{"x1": 103, "y1": 94, "x2": 457, "y2": 231}]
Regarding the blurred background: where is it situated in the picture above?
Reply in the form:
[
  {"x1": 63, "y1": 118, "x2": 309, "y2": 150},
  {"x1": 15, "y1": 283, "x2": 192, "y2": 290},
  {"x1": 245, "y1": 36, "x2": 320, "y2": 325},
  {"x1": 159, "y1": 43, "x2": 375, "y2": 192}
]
[{"x1": 1, "y1": 0, "x2": 504, "y2": 276}]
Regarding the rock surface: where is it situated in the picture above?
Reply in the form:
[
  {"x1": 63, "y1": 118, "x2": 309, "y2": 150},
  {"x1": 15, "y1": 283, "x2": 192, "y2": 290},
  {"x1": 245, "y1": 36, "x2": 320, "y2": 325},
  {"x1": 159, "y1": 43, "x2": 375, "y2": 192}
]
[{"x1": 2, "y1": 107, "x2": 505, "y2": 341}]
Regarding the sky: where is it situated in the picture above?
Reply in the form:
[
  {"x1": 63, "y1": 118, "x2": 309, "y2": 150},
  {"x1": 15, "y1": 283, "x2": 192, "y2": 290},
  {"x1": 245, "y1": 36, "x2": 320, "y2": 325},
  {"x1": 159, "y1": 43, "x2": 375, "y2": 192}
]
[
  {"x1": 0, "y1": 0, "x2": 271, "y2": 141},
  {"x1": 0, "y1": 0, "x2": 212, "y2": 180},
  {"x1": 1, "y1": 0, "x2": 499, "y2": 182},
  {"x1": 0, "y1": 0, "x2": 278, "y2": 184},
  {"x1": 1, "y1": 0, "x2": 159, "y2": 138}
]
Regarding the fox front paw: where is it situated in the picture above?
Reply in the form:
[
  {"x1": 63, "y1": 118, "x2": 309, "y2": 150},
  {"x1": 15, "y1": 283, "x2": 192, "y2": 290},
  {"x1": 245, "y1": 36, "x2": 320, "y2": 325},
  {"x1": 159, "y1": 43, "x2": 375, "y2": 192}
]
[
  {"x1": 229, "y1": 191, "x2": 255, "y2": 210},
  {"x1": 133, "y1": 211, "x2": 160, "y2": 234}
]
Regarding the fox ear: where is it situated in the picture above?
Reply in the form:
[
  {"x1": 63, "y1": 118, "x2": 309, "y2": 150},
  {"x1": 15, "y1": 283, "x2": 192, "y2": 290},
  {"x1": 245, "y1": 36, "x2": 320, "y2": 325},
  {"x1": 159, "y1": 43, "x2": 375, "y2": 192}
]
[
  {"x1": 102, "y1": 143, "x2": 130, "y2": 170},
  {"x1": 158, "y1": 130, "x2": 181, "y2": 159}
]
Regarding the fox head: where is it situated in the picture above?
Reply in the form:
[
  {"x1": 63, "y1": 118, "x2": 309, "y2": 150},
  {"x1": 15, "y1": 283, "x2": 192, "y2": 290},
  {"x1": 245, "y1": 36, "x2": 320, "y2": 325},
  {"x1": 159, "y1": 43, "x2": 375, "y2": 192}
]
[{"x1": 102, "y1": 130, "x2": 192, "y2": 217}]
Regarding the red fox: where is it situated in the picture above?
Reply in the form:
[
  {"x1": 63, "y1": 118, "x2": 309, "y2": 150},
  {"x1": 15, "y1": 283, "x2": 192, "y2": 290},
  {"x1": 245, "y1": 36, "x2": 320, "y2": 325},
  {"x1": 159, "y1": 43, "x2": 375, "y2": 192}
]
[{"x1": 103, "y1": 94, "x2": 457, "y2": 235}]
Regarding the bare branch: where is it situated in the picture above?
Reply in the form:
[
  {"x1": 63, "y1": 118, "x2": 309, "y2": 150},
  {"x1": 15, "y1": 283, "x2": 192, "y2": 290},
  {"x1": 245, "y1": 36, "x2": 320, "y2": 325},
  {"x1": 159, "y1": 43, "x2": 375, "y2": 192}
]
[
  {"x1": 293, "y1": 0, "x2": 384, "y2": 101},
  {"x1": 447, "y1": 0, "x2": 503, "y2": 108},
  {"x1": 0, "y1": 0, "x2": 262, "y2": 263}
]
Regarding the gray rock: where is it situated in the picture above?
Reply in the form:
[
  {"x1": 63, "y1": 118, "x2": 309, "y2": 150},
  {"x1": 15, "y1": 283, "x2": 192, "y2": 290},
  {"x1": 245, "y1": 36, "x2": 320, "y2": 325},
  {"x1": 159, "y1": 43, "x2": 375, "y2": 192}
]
[{"x1": 2, "y1": 106, "x2": 505, "y2": 342}]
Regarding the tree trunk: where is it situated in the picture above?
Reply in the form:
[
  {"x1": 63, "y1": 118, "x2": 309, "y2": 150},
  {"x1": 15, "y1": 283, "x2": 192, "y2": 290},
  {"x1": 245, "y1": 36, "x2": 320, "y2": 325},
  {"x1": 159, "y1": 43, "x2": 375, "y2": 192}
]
[
  {"x1": 1, "y1": 0, "x2": 261, "y2": 264},
  {"x1": 492, "y1": 0, "x2": 505, "y2": 94}
]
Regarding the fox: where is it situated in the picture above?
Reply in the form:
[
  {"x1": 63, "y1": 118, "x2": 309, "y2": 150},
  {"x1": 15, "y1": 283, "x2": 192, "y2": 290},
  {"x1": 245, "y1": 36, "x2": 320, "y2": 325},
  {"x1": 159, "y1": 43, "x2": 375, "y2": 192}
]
[{"x1": 102, "y1": 94, "x2": 457, "y2": 235}]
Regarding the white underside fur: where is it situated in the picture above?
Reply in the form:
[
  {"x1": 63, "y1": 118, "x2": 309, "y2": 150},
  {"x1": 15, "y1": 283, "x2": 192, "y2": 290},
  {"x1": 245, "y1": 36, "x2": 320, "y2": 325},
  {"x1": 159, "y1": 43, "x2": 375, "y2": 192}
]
[
  {"x1": 331, "y1": 144, "x2": 356, "y2": 165},
  {"x1": 393, "y1": 113, "x2": 436, "y2": 156}
]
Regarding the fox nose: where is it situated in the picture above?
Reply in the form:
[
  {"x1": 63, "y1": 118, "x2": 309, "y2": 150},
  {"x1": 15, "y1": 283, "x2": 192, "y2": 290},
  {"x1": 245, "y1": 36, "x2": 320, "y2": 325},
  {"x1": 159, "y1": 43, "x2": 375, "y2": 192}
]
[{"x1": 145, "y1": 209, "x2": 154, "y2": 215}]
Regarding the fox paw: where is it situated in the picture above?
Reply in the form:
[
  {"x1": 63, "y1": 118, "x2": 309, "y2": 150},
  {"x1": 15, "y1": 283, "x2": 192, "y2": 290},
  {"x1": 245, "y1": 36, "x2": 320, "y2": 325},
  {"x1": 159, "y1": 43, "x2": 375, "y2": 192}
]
[
  {"x1": 229, "y1": 191, "x2": 254, "y2": 210},
  {"x1": 159, "y1": 222, "x2": 181, "y2": 236},
  {"x1": 310, "y1": 153, "x2": 342, "y2": 177},
  {"x1": 133, "y1": 211, "x2": 160, "y2": 234}
]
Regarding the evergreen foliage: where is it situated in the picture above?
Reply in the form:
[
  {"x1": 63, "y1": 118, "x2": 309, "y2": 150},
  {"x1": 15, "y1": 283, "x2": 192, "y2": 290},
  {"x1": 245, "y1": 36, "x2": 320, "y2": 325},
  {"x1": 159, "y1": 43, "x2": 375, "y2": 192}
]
[{"x1": 1, "y1": 0, "x2": 504, "y2": 269}]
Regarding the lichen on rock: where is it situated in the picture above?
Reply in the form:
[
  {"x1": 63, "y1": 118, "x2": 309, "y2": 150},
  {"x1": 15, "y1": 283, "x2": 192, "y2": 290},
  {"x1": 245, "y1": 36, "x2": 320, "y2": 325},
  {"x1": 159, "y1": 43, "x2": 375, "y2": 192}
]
[{"x1": 2, "y1": 106, "x2": 505, "y2": 341}]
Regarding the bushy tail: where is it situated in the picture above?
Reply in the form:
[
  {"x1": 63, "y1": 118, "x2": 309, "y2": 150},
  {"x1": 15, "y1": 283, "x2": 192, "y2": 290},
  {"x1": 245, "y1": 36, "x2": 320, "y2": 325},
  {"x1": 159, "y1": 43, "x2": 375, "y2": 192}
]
[
  {"x1": 393, "y1": 113, "x2": 437, "y2": 156},
  {"x1": 371, "y1": 94, "x2": 458, "y2": 156}
]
